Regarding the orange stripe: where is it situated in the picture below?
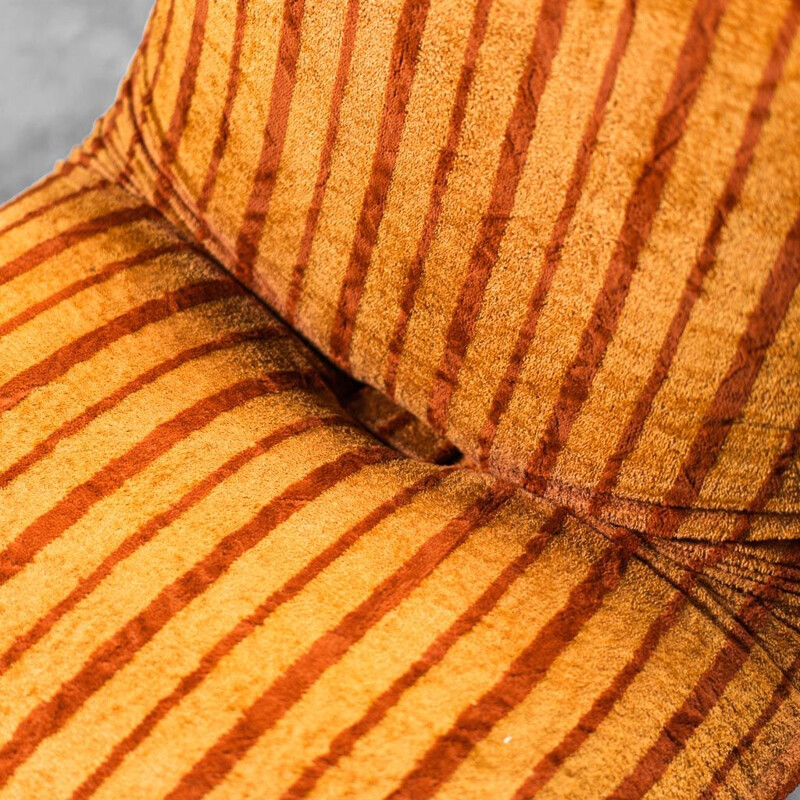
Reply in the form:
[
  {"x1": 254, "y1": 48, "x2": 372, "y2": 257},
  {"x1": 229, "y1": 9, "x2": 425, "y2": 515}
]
[
  {"x1": 285, "y1": 0, "x2": 360, "y2": 324},
  {"x1": 280, "y1": 507, "x2": 567, "y2": 800},
  {"x1": 385, "y1": 536, "x2": 636, "y2": 799},
  {"x1": 0, "y1": 372, "x2": 321, "y2": 587},
  {"x1": 166, "y1": 485, "x2": 511, "y2": 799},
  {"x1": 382, "y1": 0, "x2": 494, "y2": 399},
  {"x1": 512, "y1": 583, "x2": 751, "y2": 798},
  {"x1": 197, "y1": 0, "x2": 248, "y2": 214},
  {"x1": 141, "y1": 0, "x2": 177, "y2": 111},
  {"x1": 0, "y1": 446, "x2": 392, "y2": 789},
  {"x1": 0, "y1": 278, "x2": 241, "y2": 414},
  {"x1": 328, "y1": 0, "x2": 433, "y2": 367},
  {"x1": 425, "y1": 0, "x2": 571, "y2": 431},
  {"x1": 153, "y1": 0, "x2": 211, "y2": 208},
  {"x1": 593, "y1": 0, "x2": 800, "y2": 507},
  {"x1": 233, "y1": 0, "x2": 307, "y2": 284},
  {"x1": 71, "y1": 467, "x2": 446, "y2": 799},
  {"x1": 0, "y1": 243, "x2": 189, "y2": 339},
  {"x1": 728, "y1": 428, "x2": 800, "y2": 543},
  {"x1": 525, "y1": 0, "x2": 728, "y2": 494},
  {"x1": 0, "y1": 205, "x2": 159, "y2": 288},
  {"x1": 475, "y1": 0, "x2": 635, "y2": 464},
  {"x1": 115, "y1": 76, "x2": 234, "y2": 264},
  {"x1": 0, "y1": 325, "x2": 284, "y2": 488},
  {"x1": 647, "y1": 207, "x2": 800, "y2": 539},
  {"x1": 0, "y1": 179, "x2": 109, "y2": 239},
  {"x1": 0, "y1": 415, "x2": 351, "y2": 681}
]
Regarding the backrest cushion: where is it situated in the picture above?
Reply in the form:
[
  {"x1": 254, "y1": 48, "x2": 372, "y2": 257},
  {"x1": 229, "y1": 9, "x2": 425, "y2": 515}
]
[{"x1": 83, "y1": 0, "x2": 800, "y2": 540}]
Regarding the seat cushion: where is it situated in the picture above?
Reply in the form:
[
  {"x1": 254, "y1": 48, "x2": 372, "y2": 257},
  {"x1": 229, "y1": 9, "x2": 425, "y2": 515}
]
[{"x1": 0, "y1": 160, "x2": 798, "y2": 798}]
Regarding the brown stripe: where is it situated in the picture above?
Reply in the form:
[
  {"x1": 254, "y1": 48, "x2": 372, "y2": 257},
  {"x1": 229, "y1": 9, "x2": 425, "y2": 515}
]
[
  {"x1": 0, "y1": 371, "x2": 320, "y2": 587},
  {"x1": 233, "y1": 0, "x2": 307, "y2": 283},
  {"x1": 0, "y1": 243, "x2": 188, "y2": 340},
  {"x1": 425, "y1": 0, "x2": 571, "y2": 431},
  {"x1": 0, "y1": 179, "x2": 108, "y2": 239},
  {"x1": 1, "y1": 415, "x2": 351, "y2": 682},
  {"x1": 141, "y1": 0, "x2": 177, "y2": 110},
  {"x1": 374, "y1": 409, "x2": 416, "y2": 440},
  {"x1": 285, "y1": 0, "x2": 360, "y2": 324},
  {"x1": 162, "y1": 0, "x2": 210, "y2": 166},
  {"x1": 166, "y1": 485, "x2": 511, "y2": 800},
  {"x1": 0, "y1": 205, "x2": 159, "y2": 288},
  {"x1": 111, "y1": 0, "x2": 174, "y2": 188},
  {"x1": 93, "y1": 0, "x2": 167, "y2": 156},
  {"x1": 382, "y1": 0, "x2": 494, "y2": 399},
  {"x1": 98, "y1": 10, "x2": 152, "y2": 180},
  {"x1": 700, "y1": 652, "x2": 800, "y2": 798},
  {"x1": 475, "y1": 0, "x2": 635, "y2": 464},
  {"x1": 513, "y1": 403, "x2": 800, "y2": 797},
  {"x1": 86, "y1": 0, "x2": 163, "y2": 178},
  {"x1": 648, "y1": 207, "x2": 800, "y2": 539},
  {"x1": 152, "y1": 0, "x2": 211, "y2": 208},
  {"x1": 71, "y1": 467, "x2": 446, "y2": 799},
  {"x1": 726, "y1": 410, "x2": 800, "y2": 543},
  {"x1": 385, "y1": 537, "x2": 635, "y2": 800},
  {"x1": 593, "y1": 0, "x2": 800, "y2": 506},
  {"x1": 280, "y1": 507, "x2": 567, "y2": 800},
  {"x1": 197, "y1": 0, "x2": 248, "y2": 214},
  {"x1": 0, "y1": 278, "x2": 240, "y2": 415},
  {"x1": 90, "y1": 79, "x2": 131, "y2": 159},
  {"x1": 328, "y1": 0, "x2": 432, "y2": 367},
  {"x1": 0, "y1": 325, "x2": 284, "y2": 488},
  {"x1": 524, "y1": 0, "x2": 728, "y2": 494},
  {"x1": 108, "y1": 80, "x2": 142, "y2": 191},
  {"x1": 0, "y1": 446, "x2": 391, "y2": 789}
]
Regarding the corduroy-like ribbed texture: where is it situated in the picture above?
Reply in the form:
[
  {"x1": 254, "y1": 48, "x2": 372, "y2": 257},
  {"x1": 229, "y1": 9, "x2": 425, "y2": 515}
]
[{"x1": 0, "y1": 0, "x2": 799, "y2": 796}]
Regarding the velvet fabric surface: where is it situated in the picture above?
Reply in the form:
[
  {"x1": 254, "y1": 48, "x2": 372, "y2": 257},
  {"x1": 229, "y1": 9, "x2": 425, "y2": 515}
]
[{"x1": 0, "y1": 0, "x2": 799, "y2": 796}]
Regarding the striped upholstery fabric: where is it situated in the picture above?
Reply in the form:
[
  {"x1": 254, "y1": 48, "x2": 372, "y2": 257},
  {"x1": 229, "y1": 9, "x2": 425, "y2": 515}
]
[{"x1": 1, "y1": 0, "x2": 799, "y2": 796}]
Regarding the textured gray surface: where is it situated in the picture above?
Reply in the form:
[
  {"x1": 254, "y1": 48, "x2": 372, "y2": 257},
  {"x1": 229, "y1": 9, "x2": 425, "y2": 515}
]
[
  {"x1": 1, "y1": 2, "x2": 799, "y2": 798},
  {"x1": 0, "y1": 0, "x2": 153, "y2": 203}
]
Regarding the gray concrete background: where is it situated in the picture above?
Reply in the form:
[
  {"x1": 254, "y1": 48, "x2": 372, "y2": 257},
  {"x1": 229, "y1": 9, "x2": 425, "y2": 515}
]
[
  {"x1": 0, "y1": 0, "x2": 153, "y2": 203},
  {"x1": 1, "y1": 3, "x2": 799, "y2": 797}
]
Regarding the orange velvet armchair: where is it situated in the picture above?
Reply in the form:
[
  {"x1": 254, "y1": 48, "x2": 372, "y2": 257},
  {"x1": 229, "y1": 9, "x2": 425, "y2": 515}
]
[{"x1": 0, "y1": 0, "x2": 799, "y2": 797}]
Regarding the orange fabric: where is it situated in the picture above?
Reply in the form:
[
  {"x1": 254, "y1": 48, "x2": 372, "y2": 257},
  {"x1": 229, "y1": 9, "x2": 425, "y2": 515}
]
[{"x1": 0, "y1": 0, "x2": 799, "y2": 796}]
